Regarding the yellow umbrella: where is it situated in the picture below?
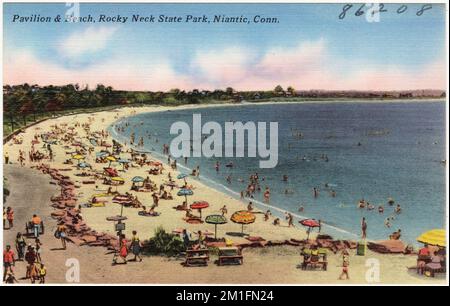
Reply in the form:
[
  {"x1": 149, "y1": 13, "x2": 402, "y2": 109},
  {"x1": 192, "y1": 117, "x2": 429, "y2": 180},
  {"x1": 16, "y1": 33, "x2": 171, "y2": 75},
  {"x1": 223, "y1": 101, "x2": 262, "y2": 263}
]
[
  {"x1": 106, "y1": 155, "x2": 117, "y2": 166},
  {"x1": 417, "y1": 229, "x2": 446, "y2": 247},
  {"x1": 72, "y1": 154, "x2": 84, "y2": 160},
  {"x1": 111, "y1": 176, "x2": 124, "y2": 182}
]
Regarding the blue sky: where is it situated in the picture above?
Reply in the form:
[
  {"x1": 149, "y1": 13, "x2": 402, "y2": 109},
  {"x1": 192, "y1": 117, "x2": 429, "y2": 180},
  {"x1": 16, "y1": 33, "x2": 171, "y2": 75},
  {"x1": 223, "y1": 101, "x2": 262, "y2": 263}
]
[{"x1": 3, "y1": 3, "x2": 447, "y2": 91}]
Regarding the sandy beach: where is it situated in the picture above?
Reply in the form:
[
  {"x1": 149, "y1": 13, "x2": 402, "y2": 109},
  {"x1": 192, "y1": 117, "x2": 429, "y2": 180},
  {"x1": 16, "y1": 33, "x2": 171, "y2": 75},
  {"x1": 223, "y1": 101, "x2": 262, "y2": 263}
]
[{"x1": 3, "y1": 104, "x2": 447, "y2": 284}]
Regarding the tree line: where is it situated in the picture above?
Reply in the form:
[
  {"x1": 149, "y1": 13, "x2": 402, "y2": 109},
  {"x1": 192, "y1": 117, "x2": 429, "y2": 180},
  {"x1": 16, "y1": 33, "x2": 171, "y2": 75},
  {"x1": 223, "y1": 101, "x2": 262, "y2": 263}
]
[{"x1": 3, "y1": 83, "x2": 296, "y2": 132}]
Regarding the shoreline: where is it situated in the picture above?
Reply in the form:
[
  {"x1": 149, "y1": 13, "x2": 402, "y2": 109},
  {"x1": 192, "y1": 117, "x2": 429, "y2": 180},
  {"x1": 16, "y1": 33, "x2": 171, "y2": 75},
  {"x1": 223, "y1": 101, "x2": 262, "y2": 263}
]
[
  {"x1": 3, "y1": 103, "x2": 446, "y2": 284},
  {"x1": 8, "y1": 99, "x2": 445, "y2": 245}
]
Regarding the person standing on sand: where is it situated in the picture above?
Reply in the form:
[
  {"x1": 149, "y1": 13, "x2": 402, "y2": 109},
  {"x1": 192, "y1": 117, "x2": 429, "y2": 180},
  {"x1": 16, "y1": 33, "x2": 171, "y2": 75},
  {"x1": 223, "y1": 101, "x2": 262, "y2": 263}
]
[
  {"x1": 55, "y1": 222, "x2": 67, "y2": 250},
  {"x1": 286, "y1": 213, "x2": 294, "y2": 227},
  {"x1": 130, "y1": 231, "x2": 143, "y2": 262},
  {"x1": 34, "y1": 239, "x2": 43, "y2": 263},
  {"x1": 3, "y1": 245, "x2": 15, "y2": 282},
  {"x1": 15, "y1": 232, "x2": 26, "y2": 261},
  {"x1": 31, "y1": 214, "x2": 41, "y2": 238},
  {"x1": 220, "y1": 205, "x2": 228, "y2": 216},
  {"x1": 339, "y1": 249, "x2": 350, "y2": 280},
  {"x1": 4, "y1": 151, "x2": 9, "y2": 164},
  {"x1": 3, "y1": 208, "x2": 7, "y2": 230},
  {"x1": 361, "y1": 217, "x2": 367, "y2": 240},
  {"x1": 6, "y1": 207, "x2": 14, "y2": 229},
  {"x1": 24, "y1": 245, "x2": 37, "y2": 279},
  {"x1": 114, "y1": 234, "x2": 128, "y2": 265}
]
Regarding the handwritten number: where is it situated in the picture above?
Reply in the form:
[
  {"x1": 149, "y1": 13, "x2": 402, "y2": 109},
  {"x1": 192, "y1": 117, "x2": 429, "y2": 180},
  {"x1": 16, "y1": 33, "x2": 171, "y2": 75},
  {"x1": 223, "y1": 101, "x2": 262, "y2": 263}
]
[
  {"x1": 339, "y1": 3, "x2": 431, "y2": 19},
  {"x1": 417, "y1": 4, "x2": 432, "y2": 16},
  {"x1": 397, "y1": 5, "x2": 407, "y2": 14},
  {"x1": 339, "y1": 4, "x2": 353, "y2": 19},
  {"x1": 355, "y1": 4, "x2": 365, "y2": 17}
]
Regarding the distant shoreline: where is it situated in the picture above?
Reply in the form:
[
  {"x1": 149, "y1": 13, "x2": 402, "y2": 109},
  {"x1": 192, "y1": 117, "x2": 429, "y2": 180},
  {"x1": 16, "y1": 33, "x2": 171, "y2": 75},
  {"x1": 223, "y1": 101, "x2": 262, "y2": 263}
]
[{"x1": 244, "y1": 97, "x2": 446, "y2": 104}]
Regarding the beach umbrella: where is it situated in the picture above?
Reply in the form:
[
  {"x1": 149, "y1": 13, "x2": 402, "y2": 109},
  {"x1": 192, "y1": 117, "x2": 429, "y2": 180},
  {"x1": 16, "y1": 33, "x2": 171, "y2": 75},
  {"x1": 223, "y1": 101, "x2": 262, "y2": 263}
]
[
  {"x1": 89, "y1": 139, "x2": 98, "y2": 146},
  {"x1": 118, "y1": 158, "x2": 130, "y2": 170},
  {"x1": 177, "y1": 173, "x2": 189, "y2": 184},
  {"x1": 106, "y1": 155, "x2": 117, "y2": 167},
  {"x1": 149, "y1": 161, "x2": 162, "y2": 167},
  {"x1": 177, "y1": 188, "x2": 194, "y2": 204},
  {"x1": 132, "y1": 176, "x2": 145, "y2": 183},
  {"x1": 77, "y1": 162, "x2": 91, "y2": 169},
  {"x1": 72, "y1": 154, "x2": 84, "y2": 160},
  {"x1": 111, "y1": 176, "x2": 124, "y2": 183},
  {"x1": 299, "y1": 219, "x2": 321, "y2": 240},
  {"x1": 231, "y1": 210, "x2": 256, "y2": 234},
  {"x1": 106, "y1": 156, "x2": 117, "y2": 162},
  {"x1": 111, "y1": 176, "x2": 125, "y2": 191},
  {"x1": 190, "y1": 201, "x2": 210, "y2": 219},
  {"x1": 205, "y1": 214, "x2": 227, "y2": 239},
  {"x1": 96, "y1": 151, "x2": 108, "y2": 157},
  {"x1": 417, "y1": 229, "x2": 446, "y2": 247}
]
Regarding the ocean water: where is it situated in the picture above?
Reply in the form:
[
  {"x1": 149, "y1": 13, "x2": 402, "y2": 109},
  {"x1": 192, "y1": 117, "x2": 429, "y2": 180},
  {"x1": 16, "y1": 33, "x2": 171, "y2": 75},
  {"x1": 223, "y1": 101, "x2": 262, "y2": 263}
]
[{"x1": 109, "y1": 101, "x2": 446, "y2": 244}]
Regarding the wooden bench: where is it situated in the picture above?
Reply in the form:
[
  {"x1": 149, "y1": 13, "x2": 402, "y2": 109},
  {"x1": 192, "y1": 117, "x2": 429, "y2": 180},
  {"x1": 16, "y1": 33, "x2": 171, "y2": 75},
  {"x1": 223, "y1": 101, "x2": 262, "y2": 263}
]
[
  {"x1": 218, "y1": 247, "x2": 243, "y2": 266},
  {"x1": 302, "y1": 260, "x2": 328, "y2": 271},
  {"x1": 185, "y1": 249, "x2": 209, "y2": 267},
  {"x1": 300, "y1": 249, "x2": 328, "y2": 271}
]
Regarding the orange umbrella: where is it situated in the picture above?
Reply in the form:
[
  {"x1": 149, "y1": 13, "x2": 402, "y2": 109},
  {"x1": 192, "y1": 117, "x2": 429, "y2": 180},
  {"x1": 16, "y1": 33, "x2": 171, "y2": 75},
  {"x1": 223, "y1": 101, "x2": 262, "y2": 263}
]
[{"x1": 231, "y1": 210, "x2": 256, "y2": 234}]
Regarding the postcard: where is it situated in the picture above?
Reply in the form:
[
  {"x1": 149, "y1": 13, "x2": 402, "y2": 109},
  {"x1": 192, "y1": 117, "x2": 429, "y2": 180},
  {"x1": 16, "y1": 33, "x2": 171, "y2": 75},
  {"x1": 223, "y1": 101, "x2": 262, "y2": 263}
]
[{"x1": 1, "y1": 1, "x2": 448, "y2": 289}]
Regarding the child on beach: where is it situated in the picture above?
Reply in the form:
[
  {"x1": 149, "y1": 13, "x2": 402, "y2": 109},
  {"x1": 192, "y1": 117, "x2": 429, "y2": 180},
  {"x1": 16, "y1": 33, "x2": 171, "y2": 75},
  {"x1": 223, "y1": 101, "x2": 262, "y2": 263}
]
[{"x1": 39, "y1": 263, "x2": 47, "y2": 284}]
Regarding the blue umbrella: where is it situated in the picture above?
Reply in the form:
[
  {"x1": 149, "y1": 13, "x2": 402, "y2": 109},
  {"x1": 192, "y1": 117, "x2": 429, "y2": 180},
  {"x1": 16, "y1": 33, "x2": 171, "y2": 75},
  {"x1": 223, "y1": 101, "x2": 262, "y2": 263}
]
[
  {"x1": 96, "y1": 151, "x2": 109, "y2": 158},
  {"x1": 77, "y1": 162, "x2": 91, "y2": 169},
  {"x1": 89, "y1": 139, "x2": 98, "y2": 146},
  {"x1": 118, "y1": 158, "x2": 130, "y2": 163},
  {"x1": 177, "y1": 173, "x2": 189, "y2": 184},
  {"x1": 132, "y1": 176, "x2": 145, "y2": 183},
  {"x1": 177, "y1": 188, "x2": 194, "y2": 204},
  {"x1": 177, "y1": 189, "x2": 193, "y2": 196}
]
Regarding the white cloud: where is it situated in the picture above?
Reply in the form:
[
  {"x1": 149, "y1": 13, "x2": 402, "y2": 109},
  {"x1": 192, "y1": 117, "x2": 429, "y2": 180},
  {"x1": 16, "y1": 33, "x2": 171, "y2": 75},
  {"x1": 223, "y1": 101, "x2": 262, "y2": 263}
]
[
  {"x1": 4, "y1": 39, "x2": 446, "y2": 91},
  {"x1": 58, "y1": 26, "x2": 118, "y2": 57}
]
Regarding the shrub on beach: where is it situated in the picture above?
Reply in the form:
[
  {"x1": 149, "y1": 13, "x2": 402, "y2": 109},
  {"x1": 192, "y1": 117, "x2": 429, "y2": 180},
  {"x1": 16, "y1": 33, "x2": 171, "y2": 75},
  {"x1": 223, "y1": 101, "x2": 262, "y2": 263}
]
[{"x1": 143, "y1": 226, "x2": 184, "y2": 256}]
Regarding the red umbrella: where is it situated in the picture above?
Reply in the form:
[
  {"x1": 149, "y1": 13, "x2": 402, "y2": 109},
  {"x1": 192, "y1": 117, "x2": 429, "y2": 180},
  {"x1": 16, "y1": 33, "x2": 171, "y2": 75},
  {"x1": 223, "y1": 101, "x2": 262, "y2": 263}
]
[
  {"x1": 299, "y1": 219, "x2": 321, "y2": 240},
  {"x1": 190, "y1": 201, "x2": 209, "y2": 219},
  {"x1": 299, "y1": 219, "x2": 320, "y2": 228}
]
